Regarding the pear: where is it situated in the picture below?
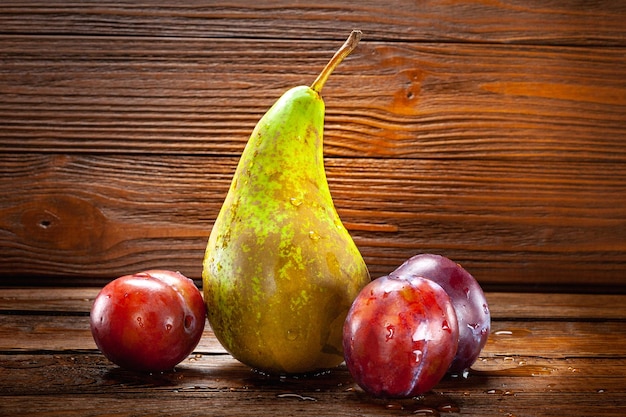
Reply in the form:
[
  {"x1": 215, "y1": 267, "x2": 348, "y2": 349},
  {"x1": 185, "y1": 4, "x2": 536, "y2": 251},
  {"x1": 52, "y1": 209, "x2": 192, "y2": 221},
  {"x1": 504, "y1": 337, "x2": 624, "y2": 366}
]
[{"x1": 202, "y1": 31, "x2": 370, "y2": 374}]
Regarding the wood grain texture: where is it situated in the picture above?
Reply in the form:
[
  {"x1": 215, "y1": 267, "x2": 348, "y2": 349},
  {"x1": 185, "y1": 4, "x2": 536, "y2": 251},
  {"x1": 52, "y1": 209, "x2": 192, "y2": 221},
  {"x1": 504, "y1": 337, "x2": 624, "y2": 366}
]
[
  {"x1": 5, "y1": 289, "x2": 626, "y2": 320},
  {"x1": 1, "y1": 353, "x2": 624, "y2": 417},
  {"x1": 3, "y1": 291, "x2": 625, "y2": 353},
  {"x1": 3, "y1": 314, "x2": 626, "y2": 357},
  {"x1": 1, "y1": 354, "x2": 624, "y2": 417},
  {"x1": 1, "y1": 154, "x2": 624, "y2": 287},
  {"x1": 0, "y1": 1, "x2": 625, "y2": 45},
  {"x1": 1, "y1": 36, "x2": 625, "y2": 159},
  {"x1": 1, "y1": 289, "x2": 625, "y2": 417},
  {"x1": 1, "y1": 3, "x2": 625, "y2": 289}
]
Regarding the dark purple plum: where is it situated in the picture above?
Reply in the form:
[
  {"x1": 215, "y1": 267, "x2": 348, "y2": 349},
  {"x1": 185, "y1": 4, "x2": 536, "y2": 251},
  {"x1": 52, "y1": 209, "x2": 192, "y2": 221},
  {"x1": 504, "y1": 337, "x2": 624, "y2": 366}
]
[
  {"x1": 343, "y1": 275, "x2": 458, "y2": 398},
  {"x1": 390, "y1": 254, "x2": 490, "y2": 374}
]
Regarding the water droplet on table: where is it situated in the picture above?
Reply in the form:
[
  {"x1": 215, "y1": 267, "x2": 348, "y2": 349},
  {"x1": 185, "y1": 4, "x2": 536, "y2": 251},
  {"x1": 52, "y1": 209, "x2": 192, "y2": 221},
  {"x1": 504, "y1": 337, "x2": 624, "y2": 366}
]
[
  {"x1": 486, "y1": 389, "x2": 504, "y2": 395},
  {"x1": 276, "y1": 393, "x2": 317, "y2": 401},
  {"x1": 413, "y1": 407, "x2": 438, "y2": 415},
  {"x1": 437, "y1": 402, "x2": 460, "y2": 413}
]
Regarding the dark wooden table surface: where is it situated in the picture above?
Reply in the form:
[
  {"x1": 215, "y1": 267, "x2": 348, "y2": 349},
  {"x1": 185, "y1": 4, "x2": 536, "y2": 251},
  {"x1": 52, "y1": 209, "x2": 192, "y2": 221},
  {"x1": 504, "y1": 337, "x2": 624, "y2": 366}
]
[{"x1": 1, "y1": 288, "x2": 625, "y2": 417}]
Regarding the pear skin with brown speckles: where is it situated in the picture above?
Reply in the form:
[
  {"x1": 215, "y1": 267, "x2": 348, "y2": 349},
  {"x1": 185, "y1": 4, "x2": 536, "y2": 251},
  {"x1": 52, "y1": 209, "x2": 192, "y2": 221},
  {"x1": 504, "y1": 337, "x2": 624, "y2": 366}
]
[{"x1": 202, "y1": 31, "x2": 370, "y2": 374}]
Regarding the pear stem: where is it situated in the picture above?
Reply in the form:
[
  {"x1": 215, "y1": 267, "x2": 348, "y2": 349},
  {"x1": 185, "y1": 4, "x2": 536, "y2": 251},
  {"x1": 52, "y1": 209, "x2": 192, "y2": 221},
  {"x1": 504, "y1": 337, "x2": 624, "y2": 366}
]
[{"x1": 310, "y1": 30, "x2": 362, "y2": 94}]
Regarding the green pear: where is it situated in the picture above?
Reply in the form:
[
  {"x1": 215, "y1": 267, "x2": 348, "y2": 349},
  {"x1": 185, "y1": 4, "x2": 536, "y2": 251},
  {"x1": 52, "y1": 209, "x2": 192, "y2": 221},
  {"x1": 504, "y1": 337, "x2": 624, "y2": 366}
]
[{"x1": 202, "y1": 31, "x2": 370, "y2": 374}]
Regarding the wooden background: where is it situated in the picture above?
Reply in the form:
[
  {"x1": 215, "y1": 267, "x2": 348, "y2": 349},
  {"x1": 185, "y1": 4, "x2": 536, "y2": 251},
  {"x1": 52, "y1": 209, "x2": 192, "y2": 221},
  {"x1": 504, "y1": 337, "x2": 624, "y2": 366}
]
[{"x1": 1, "y1": 1, "x2": 625, "y2": 291}]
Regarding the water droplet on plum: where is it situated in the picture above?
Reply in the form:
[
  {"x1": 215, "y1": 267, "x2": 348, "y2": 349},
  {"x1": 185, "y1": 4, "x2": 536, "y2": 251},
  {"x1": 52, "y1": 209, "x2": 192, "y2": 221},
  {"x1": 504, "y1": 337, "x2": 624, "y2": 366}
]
[
  {"x1": 412, "y1": 325, "x2": 432, "y2": 342},
  {"x1": 385, "y1": 324, "x2": 395, "y2": 341},
  {"x1": 442, "y1": 320, "x2": 451, "y2": 332}
]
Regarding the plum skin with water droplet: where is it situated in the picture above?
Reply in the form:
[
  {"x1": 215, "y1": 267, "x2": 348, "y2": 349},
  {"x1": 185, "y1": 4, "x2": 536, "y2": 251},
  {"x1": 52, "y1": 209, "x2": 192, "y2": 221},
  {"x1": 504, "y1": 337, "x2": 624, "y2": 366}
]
[
  {"x1": 390, "y1": 254, "x2": 491, "y2": 374},
  {"x1": 90, "y1": 270, "x2": 206, "y2": 372},
  {"x1": 343, "y1": 275, "x2": 459, "y2": 398}
]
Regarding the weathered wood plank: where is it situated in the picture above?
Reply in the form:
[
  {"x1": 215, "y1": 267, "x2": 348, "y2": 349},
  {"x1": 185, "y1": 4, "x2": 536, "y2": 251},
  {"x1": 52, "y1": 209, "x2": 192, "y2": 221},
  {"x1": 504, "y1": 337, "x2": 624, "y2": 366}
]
[
  {"x1": 0, "y1": 287, "x2": 98, "y2": 313},
  {"x1": 1, "y1": 36, "x2": 624, "y2": 160},
  {"x1": 484, "y1": 321, "x2": 626, "y2": 358},
  {"x1": 0, "y1": 1, "x2": 625, "y2": 45},
  {"x1": 3, "y1": 289, "x2": 626, "y2": 321},
  {"x1": 0, "y1": 354, "x2": 624, "y2": 417},
  {"x1": 2, "y1": 313, "x2": 624, "y2": 358},
  {"x1": 1, "y1": 154, "x2": 624, "y2": 287},
  {"x1": 0, "y1": 314, "x2": 226, "y2": 353},
  {"x1": 1, "y1": 354, "x2": 624, "y2": 395},
  {"x1": 1, "y1": 392, "x2": 624, "y2": 417},
  {"x1": 1, "y1": 287, "x2": 625, "y2": 416},
  {"x1": 486, "y1": 293, "x2": 626, "y2": 320}
]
